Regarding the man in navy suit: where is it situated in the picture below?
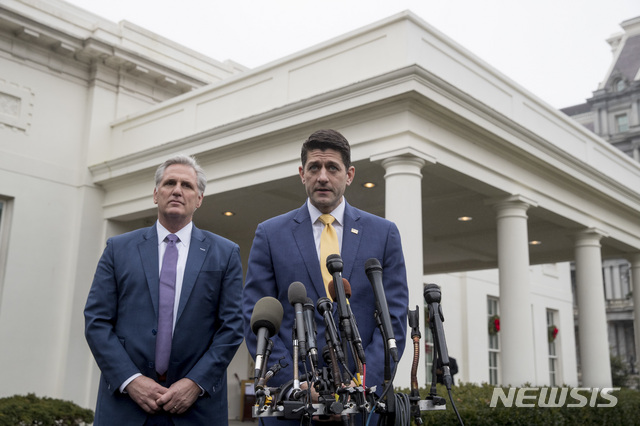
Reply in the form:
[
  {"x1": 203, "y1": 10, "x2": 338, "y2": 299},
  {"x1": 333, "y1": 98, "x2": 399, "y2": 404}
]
[
  {"x1": 85, "y1": 155, "x2": 243, "y2": 425},
  {"x1": 242, "y1": 129, "x2": 408, "y2": 424}
]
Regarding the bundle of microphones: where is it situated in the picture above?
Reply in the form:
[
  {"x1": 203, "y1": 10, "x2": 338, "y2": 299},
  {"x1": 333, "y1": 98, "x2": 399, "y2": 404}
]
[{"x1": 249, "y1": 254, "x2": 462, "y2": 426}]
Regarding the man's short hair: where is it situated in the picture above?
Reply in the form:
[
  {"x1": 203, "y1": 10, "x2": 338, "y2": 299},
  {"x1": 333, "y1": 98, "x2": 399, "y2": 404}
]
[
  {"x1": 155, "y1": 154, "x2": 206, "y2": 196},
  {"x1": 301, "y1": 129, "x2": 351, "y2": 169}
]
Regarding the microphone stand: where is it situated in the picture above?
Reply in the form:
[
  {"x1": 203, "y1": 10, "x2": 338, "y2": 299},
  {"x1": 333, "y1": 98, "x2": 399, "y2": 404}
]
[
  {"x1": 424, "y1": 284, "x2": 449, "y2": 411},
  {"x1": 408, "y1": 306, "x2": 424, "y2": 426},
  {"x1": 374, "y1": 310, "x2": 395, "y2": 425}
]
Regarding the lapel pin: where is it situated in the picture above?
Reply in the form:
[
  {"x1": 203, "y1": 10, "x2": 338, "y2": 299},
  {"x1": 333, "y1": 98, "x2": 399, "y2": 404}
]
[
  {"x1": 351, "y1": 228, "x2": 358, "y2": 234},
  {"x1": 200, "y1": 247, "x2": 206, "y2": 251}
]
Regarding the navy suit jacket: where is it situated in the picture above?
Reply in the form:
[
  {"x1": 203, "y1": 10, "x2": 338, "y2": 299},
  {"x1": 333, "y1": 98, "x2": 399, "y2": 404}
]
[
  {"x1": 84, "y1": 224, "x2": 243, "y2": 425},
  {"x1": 243, "y1": 201, "x2": 408, "y2": 396}
]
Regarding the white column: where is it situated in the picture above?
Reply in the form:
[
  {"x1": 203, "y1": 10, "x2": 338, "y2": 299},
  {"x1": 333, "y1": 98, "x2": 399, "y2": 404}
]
[
  {"x1": 380, "y1": 154, "x2": 426, "y2": 388},
  {"x1": 629, "y1": 253, "x2": 640, "y2": 374},
  {"x1": 575, "y1": 228, "x2": 612, "y2": 387},
  {"x1": 494, "y1": 196, "x2": 537, "y2": 386}
]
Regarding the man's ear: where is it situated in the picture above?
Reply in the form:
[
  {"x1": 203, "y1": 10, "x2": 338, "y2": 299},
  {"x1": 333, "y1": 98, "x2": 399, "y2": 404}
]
[{"x1": 299, "y1": 166, "x2": 305, "y2": 183}]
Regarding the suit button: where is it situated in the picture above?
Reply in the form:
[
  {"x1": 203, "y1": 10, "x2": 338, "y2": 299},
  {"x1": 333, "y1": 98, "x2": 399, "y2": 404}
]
[
  {"x1": 152, "y1": 329, "x2": 157, "y2": 335},
  {"x1": 148, "y1": 362, "x2": 154, "y2": 368}
]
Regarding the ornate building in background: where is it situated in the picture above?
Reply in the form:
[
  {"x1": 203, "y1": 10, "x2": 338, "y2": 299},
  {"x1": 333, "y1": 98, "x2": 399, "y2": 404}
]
[{"x1": 562, "y1": 16, "x2": 640, "y2": 380}]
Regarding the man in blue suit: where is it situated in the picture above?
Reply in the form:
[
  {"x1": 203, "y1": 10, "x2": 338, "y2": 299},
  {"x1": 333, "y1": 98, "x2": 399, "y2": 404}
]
[
  {"x1": 243, "y1": 129, "x2": 408, "y2": 424},
  {"x1": 85, "y1": 155, "x2": 243, "y2": 425}
]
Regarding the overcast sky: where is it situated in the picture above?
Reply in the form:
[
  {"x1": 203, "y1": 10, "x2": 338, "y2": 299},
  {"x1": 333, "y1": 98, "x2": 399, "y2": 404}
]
[{"x1": 62, "y1": 0, "x2": 640, "y2": 109}]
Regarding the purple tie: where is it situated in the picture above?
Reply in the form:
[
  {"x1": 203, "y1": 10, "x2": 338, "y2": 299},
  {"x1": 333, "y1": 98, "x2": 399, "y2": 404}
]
[{"x1": 155, "y1": 234, "x2": 178, "y2": 375}]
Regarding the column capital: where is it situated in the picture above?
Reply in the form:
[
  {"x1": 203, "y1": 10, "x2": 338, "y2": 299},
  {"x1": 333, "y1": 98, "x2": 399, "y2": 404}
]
[
  {"x1": 486, "y1": 194, "x2": 539, "y2": 211},
  {"x1": 370, "y1": 147, "x2": 436, "y2": 166},
  {"x1": 575, "y1": 227, "x2": 609, "y2": 242}
]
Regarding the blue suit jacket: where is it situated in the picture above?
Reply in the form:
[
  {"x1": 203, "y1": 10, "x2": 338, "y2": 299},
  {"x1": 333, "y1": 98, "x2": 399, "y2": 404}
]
[
  {"x1": 243, "y1": 201, "x2": 408, "y2": 396},
  {"x1": 84, "y1": 224, "x2": 243, "y2": 425}
]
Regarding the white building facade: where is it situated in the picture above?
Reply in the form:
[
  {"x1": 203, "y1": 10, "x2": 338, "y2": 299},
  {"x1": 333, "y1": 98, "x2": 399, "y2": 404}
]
[{"x1": 1, "y1": 0, "x2": 639, "y2": 420}]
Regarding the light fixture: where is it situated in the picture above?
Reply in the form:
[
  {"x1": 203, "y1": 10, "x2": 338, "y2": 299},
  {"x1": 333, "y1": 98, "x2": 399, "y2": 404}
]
[
  {"x1": 529, "y1": 240, "x2": 542, "y2": 245},
  {"x1": 457, "y1": 216, "x2": 473, "y2": 222},
  {"x1": 222, "y1": 211, "x2": 235, "y2": 217},
  {"x1": 362, "y1": 182, "x2": 376, "y2": 188}
]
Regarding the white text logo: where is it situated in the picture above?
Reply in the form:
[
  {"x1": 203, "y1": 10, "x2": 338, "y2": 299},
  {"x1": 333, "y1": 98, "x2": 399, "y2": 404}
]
[{"x1": 489, "y1": 387, "x2": 620, "y2": 408}]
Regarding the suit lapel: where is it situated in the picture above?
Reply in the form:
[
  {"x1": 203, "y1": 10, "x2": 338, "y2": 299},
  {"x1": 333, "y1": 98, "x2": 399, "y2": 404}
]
[
  {"x1": 292, "y1": 205, "x2": 327, "y2": 300},
  {"x1": 177, "y1": 226, "x2": 208, "y2": 322},
  {"x1": 139, "y1": 225, "x2": 160, "y2": 317},
  {"x1": 341, "y1": 202, "x2": 362, "y2": 282}
]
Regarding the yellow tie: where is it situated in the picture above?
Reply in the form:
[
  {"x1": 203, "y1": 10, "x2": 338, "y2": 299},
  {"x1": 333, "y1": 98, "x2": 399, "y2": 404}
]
[{"x1": 319, "y1": 214, "x2": 340, "y2": 299}]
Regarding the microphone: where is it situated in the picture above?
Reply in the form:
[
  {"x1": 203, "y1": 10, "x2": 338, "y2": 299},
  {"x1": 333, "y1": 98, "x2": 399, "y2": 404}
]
[
  {"x1": 316, "y1": 297, "x2": 346, "y2": 368},
  {"x1": 250, "y1": 296, "x2": 284, "y2": 381},
  {"x1": 288, "y1": 281, "x2": 308, "y2": 357},
  {"x1": 326, "y1": 254, "x2": 349, "y2": 322},
  {"x1": 303, "y1": 297, "x2": 319, "y2": 369},
  {"x1": 328, "y1": 278, "x2": 366, "y2": 364},
  {"x1": 423, "y1": 283, "x2": 453, "y2": 389},
  {"x1": 326, "y1": 255, "x2": 355, "y2": 363},
  {"x1": 365, "y1": 258, "x2": 398, "y2": 362}
]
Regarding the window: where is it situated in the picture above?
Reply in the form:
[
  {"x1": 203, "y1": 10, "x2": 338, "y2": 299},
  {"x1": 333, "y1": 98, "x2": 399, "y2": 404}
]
[
  {"x1": 615, "y1": 79, "x2": 626, "y2": 92},
  {"x1": 547, "y1": 309, "x2": 559, "y2": 386},
  {"x1": 488, "y1": 297, "x2": 500, "y2": 385},
  {"x1": 616, "y1": 114, "x2": 629, "y2": 132}
]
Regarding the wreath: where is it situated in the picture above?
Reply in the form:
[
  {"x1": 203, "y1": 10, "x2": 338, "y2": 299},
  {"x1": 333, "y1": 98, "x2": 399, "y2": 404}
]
[
  {"x1": 488, "y1": 315, "x2": 500, "y2": 335},
  {"x1": 548, "y1": 325, "x2": 559, "y2": 343}
]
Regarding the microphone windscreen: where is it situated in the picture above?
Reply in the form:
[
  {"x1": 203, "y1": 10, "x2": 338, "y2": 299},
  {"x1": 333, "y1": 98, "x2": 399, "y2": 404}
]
[
  {"x1": 316, "y1": 297, "x2": 333, "y2": 315},
  {"x1": 288, "y1": 281, "x2": 308, "y2": 305},
  {"x1": 423, "y1": 283, "x2": 442, "y2": 304},
  {"x1": 365, "y1": 257, "x2": 382, "y2": 273},
  {"x1": 326, "y1": 253, "x2": 343, "y2": 274},
  {"x1": 250, "y1": 296, "x2": 284, "y2": 336},
  {"x1": 328, "y1": 278, "x2": 352, "y2": 300}
]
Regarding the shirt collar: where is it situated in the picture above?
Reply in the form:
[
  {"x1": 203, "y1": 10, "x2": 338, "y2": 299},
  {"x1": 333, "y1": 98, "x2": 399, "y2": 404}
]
[
  {"x1": 307, "y1": 197, "x2": 346, "y2": 226},
  {"x1": 156, "y1": 221, "x2": 193, "y2": 245}
]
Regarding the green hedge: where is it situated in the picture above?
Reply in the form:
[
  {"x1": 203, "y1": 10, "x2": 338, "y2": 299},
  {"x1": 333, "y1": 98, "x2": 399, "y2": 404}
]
[
  {"x1": 401, "y1": 383, "x2": 640, "y2": 425},
  {"x1": 0, "y1": 393, "x2": 94, "y2": 426}
]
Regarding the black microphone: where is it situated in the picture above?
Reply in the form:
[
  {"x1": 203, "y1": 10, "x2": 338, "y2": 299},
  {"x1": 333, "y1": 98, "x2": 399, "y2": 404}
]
[
  {"x1": 329, "y1": 278, "x2": 366, "y2": 365},
  {"x1": 303, "y1": 297, "x2": 319, "y2": 368},
  {"x1": 316, "y1": 297, "x2": 346, "y2": 367},
  {"x1": 288, "y1": 281, "x2": 308, "y2": 357},
  {"x1": 250, "y1": 296, "x2": 284, "y2": 381},
  {"x1": 365, "y1": 258, "x2": 398, "y2": 362},
  {"x1": 326, "y1": 254, "x2": 355, "y2": 364},
  {"x1": 423, "y1": 283, "x2": 453, "y2": 390},
  {"x1": 326, "y1": 255, "x2": 349, "y2": 323}
]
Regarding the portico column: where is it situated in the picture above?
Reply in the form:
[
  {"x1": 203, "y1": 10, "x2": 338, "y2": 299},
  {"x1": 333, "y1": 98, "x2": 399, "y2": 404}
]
[
  {"x1": 629, "y1": 253, "x2": 640, "y2": 374},
  {"x1": 379, "y1": 154, "x2": 426, "y2": 388},
  {"x1": 494, "y1": 196, "x2": 537, "y2": 386},
  {"x1": 575, "y1": 228, "x2": 612, "y2": 387}
]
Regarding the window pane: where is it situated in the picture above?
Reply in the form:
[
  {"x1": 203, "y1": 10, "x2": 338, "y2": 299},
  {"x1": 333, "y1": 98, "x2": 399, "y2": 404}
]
[{"x1": 617, "y1": 114, "x2": 629, "y2": 132}]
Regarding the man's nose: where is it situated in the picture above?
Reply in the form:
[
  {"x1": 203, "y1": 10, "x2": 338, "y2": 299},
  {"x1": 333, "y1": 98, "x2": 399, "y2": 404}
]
[{"x1": 317, "y1": 167, "x2": 329, "y2": 181}]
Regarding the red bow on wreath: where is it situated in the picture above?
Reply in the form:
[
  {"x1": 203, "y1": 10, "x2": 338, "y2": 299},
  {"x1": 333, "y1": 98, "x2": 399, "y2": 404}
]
[
  {"x1": 489, "y1": 315, "x2": 500, "y2": 334},
  {"x1": 548, "y1": 325, "x2": 559, "y2": 342}
]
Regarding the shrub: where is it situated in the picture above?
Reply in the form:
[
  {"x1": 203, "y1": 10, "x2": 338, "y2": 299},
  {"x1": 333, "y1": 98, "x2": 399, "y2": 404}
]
[{"x1": 0, "y1": 393, "x2": 94, "y2": 426}]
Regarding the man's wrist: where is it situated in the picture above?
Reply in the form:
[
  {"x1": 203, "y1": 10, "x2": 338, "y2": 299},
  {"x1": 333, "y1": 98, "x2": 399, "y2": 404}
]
[{"x1": 120, "y1": 373, "x2": 142, "y2": 393}]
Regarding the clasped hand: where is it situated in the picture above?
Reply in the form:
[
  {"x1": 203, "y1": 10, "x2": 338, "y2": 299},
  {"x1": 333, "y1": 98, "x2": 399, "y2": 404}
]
[{"x1": 126, "y1": 376, "x2": 200, "y2": 415}]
